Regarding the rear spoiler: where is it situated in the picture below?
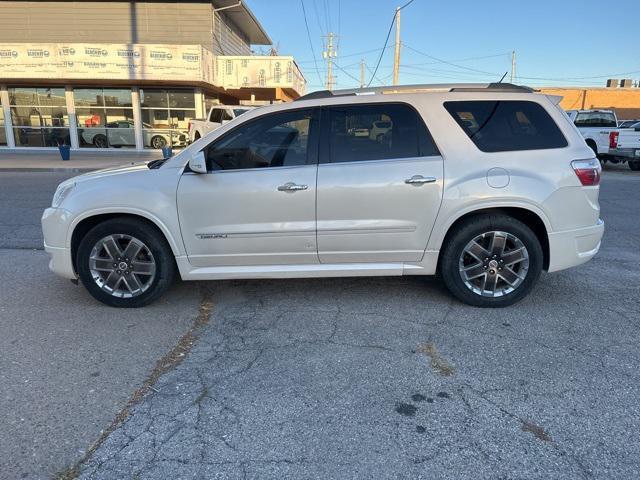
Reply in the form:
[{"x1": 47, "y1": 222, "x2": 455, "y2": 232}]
[{"x1": 546, "y1": 95, "x2": 563, "y2": 106}]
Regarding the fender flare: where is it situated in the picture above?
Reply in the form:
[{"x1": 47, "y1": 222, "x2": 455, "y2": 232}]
[
  {"x1": 427, "y1": 200, "x2": 553, "y2": 252},
  {"x1": 67, "y1": 207, "x2": 185, "y2": 256}
]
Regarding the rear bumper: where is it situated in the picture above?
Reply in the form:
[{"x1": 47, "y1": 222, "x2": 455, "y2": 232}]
[
  {"x1": 547, "y1": 219, "x2": 604, "y2": 273},
  {"x1": 609, "y1": 148, "x2": 640, "y2": 159}
]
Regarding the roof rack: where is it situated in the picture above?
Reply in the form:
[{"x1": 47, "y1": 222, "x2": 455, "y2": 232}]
[{"x1": 295, "y1": 83, "x2": 535, "y2": 101}]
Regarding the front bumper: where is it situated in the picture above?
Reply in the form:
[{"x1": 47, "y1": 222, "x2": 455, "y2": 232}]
[
  {"x1": 44, "y1": 243, "x2": 76, "y2": 279},
  {"x1": 42, "y1": 207, "x2": 76, "y2": 279},
  {"x1": 547, "y1": 219, "x2": 604, "y2": 273},
  {"x1": 609, "y1": 148, "x2": 640, "y2": 159}
]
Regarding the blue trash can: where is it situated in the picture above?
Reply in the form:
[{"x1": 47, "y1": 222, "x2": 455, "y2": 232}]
[
  {"x1": 58, "y1": 145, "x2": 71, "y2": 161},
  {"x1": 161, "y1": 146, "x2": 173, "y2": 159}
]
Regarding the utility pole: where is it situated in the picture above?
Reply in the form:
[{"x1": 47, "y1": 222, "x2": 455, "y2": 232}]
[
  {"x1": 393, "y1": 6, "x2": 401, "y2": 85},
  {"x1": 510, "y1": 50, "x2": 516, "y2": 84},
  {"x1": 360, "y1": 59, "x2": 366, "y2": 88},
  {"x1": 323, "y1": 32, "x2": 337, "y2": 91}
]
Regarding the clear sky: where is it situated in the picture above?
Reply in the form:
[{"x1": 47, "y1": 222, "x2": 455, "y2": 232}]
[{"x1": 247, "y1": 0, "x2": 640, "y2": 91}]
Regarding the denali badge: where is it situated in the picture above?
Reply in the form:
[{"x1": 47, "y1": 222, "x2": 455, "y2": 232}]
[{"x1": 196, "y1": 233, "x2": 228, "y2": 239}]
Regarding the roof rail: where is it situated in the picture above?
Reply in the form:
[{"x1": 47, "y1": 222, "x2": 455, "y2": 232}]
[{"x1": 295, "y1": 82, "x2": 534, "y2": 101}]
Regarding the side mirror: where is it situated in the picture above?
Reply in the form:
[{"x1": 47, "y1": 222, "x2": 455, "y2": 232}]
[{"x1": 188, "y1": 151, "x2": 208, "y2": 174}]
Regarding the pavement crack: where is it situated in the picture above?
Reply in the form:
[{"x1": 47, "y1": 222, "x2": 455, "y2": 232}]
[{"x1": 55, "y1": 284, "x2": 215, "y2": 480}]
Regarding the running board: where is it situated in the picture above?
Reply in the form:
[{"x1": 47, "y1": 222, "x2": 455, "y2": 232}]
[{"x1": 177, "y1": 259, "x2": 429, "y2": 281}]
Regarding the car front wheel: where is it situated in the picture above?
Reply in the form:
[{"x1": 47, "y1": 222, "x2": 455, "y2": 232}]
[
  {"x1": 440, "y1": 214, "x2": 543, "y2": 308},
  {"x1": 76, "y1": 218, "x2": 176, "y2": 307}
]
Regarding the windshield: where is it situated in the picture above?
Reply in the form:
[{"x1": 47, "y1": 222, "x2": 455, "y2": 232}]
[{"x1": 574, "y1": 112, "x2": 617, "y2": 128}]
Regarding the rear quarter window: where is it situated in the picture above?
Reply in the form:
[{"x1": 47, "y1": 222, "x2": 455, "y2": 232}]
[{"x1": 444, "y1": 100, "x2": 568, "y2": 152}]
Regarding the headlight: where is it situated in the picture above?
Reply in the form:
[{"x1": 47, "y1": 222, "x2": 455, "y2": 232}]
[{"x1": 51, "y1": 182, "x2": 75, "y2": 208}]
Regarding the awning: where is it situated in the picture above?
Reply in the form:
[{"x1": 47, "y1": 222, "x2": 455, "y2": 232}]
[{"x1": 213, "y1": 0, "x2": 272, "y2": 45}]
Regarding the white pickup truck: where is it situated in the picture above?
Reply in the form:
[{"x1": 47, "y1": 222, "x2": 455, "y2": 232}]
[
  {"x1": 188, "y1": 105, "x2": 253, "y2": 143},
  {"x1": 566, "y1": 109, "x2": 640, "y2": 171},
  {"x1": 611, "y1": 126, "x2": 640, "y2": 170}
]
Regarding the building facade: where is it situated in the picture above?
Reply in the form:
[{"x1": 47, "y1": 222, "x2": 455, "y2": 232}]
[
  {"x1": 540, "y1": 86, "x2": 640, "y2": 120},
  {"x1": 0, "y1": 1, "x2": 306, "y2": 151}
]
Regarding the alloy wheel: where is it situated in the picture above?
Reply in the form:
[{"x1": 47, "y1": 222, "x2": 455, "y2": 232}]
[
  {"x1": 88, "y1": 234, "x2": 156, "y2": 298},
  {"x1": 458, "y1": 230, "x2": 529, "y2": 298}
]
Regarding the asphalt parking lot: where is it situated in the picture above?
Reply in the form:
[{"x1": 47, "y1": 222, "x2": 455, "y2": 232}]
[{"x1": 1, "y1": 166, "x2": 639, "y2": 479}]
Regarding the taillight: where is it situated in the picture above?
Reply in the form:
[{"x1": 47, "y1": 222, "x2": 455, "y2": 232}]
[
  {"x1": 188, "y1": 121, "x2": 193, "y2": 131},
  {"x1": 609, "y1": 131, "x2": 619, "y2": 149},
  {"x1": 572, "y1": 158, "x2": 601, "y2": 186}
]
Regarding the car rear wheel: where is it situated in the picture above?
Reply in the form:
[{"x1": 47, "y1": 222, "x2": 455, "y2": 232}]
[
  {"x1": 629, "y1": 161, "x2": 640, "y2": 171},
  {"x1": 151, "y1": 135, "x2": 167, "y2": 149},
  {"x1": 93, "y1": 134, "x2": 108, "y2": 148},
  {"x1": 440, "y1": 214, "x2": 543, "y2": 308},
  {"x1": 76, "y1": 218, "x2": 176, "y2": 307}
]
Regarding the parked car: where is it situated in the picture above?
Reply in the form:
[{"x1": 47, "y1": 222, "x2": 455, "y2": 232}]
[
  {"x1": 565, "y1": 109, "x2": 619, "y2": 159},
  {"x1": 42, "y1": 83, "x2": 603, "y2": 308},
  {"x1": 347, "y1": 127, "x2": 370, "y2": 137},
  {"x1": 369, "y1": 119, "x2": 393, "y2": 141},
  {"x1": 565, "y1": 109, "x2": 640, "y2": 170},
  {"x1": 80, "y1": 121, "x2": 187, "y2": 149},
  {"x1": 618, "y1": 119, "x2": 640, "y2": 129},
  {"x1": 188, "y1": 105, "x2": 253, "y2": 143},
  {"x1": 610, "y1": 127, "x2": 640, "y2": 171}
]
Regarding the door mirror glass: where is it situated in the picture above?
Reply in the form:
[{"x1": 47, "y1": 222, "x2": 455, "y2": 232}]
[{"x1": 189, "y1": 151, "x2": 208, "y2": 173}]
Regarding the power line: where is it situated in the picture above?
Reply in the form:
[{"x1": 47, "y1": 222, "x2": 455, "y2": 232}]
[
  {"x1": 367, "y1": 0, "x2": 415, "y2": 87},
  {"x1": 300, "y1": 0, "x2": 324, "y2": 84},
  {"x1": 311, "y1": 0, "x2": 326, "y2": 39},
  {"x1": 403, "y1": 44, "x2": 499, "y2": 76},
  {"x1": 323, "y1": 0, "x2": 331, "y2": 34},
  {"x1": 332, "y1": 62, "x2": 362, "y2": 85}
]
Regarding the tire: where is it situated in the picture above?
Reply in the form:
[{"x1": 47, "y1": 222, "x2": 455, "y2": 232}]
[
  {"x1": 439, "y1": 214, "x2": 543, "y2": 308},
  {"x1": 194, "y1": 132, "x2": 201, "y2": 141},
  {"x1": 93, "y1": 134, "x2": 108, "y2": 148},
  {"x1": 629, "y1": 161, "x2": 640, "y2": 171},
  {"x1": 76, "y1": 218, "x2": 176, "y2": 308},
  {"x1": 151, "y1": 135, "x2": 167, "y2": 149}
]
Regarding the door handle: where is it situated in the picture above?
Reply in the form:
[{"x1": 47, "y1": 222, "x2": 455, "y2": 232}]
[
  {"x1": 277, "y1": 182, "x2": 308, "y2": 192},
  {"x1": 405, "y1": 175, "x2": 437, "y2": 185}
]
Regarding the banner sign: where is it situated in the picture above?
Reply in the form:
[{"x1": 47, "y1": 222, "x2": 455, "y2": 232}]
[{"x1": 0, "y1": 43, "x2": 215, "y2": 85}]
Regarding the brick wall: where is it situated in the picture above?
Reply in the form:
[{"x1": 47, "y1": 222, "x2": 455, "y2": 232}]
[{"x1": 540, "y1": 87, "x2": 640, "y2": 120}]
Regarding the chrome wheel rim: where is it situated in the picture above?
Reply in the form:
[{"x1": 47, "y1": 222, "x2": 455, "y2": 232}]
[
  {"x1": 151, "y1": 136, "x2": 166, "y2": 149},
  {"x1": 458, "y1": 230, "x2": 529, "y2": 298},
  {"x1": 89, "y1": 234, "x2": 156, "y2": 298}
]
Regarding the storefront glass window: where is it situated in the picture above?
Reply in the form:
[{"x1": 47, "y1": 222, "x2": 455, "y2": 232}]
[
  {"x1": 0, "y1": 107, "x2": 6, "y2": 146},
  {"x1": 139, "y1": 88, "x2": 195, "y2": 149},
  {"x1": 74, "y1": 88, "x2": 134, "y2": 148},
  {"x1": 9, "y1": 87, "x2": 70, "y2": 147}
]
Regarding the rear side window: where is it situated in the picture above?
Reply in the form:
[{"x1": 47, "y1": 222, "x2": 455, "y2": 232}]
[
  {"x1": 444, "y1": 100, "x2": 568, "y2": 152},
  {"x1": 325, "y1": 103, "x2": 439, "y2": 163},
  {"x1": 209, "y1": 109, "x2": 223, "y2": 123},
  {"x1": 574, "y1": 112, "x2": 617, "y2": 128}
]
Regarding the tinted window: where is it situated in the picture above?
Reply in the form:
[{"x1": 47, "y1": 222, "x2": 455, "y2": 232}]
[
  {"x1": 205, "y1": 109, "x2": 316, "y2": 171},
  {"x1": 222, "y1": 109, "x2": 233, "y2": 121},
  {"x1": 445, "y1": 101, "x2": 568, "y2": 152},
  {"x1": 209, "y1": 109, "x2": 223, "y2": 123},
  {"x1": 326, "y1": 103, "x2": 438, "y2": 163},
  {"x1": 574, "y1": 112, "x2": 617, "y2": 128}
]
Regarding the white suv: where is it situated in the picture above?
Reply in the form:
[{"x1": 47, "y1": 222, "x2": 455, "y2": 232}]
[{"x1": 42, "y1": 83, "x2": 604, "y2": 308}]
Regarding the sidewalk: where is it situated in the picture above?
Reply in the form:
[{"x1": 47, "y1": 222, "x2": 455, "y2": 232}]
[{"x1": 0, "y1": 150, "x2": 161, "y2": 172}]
